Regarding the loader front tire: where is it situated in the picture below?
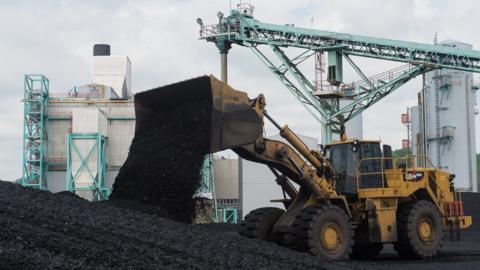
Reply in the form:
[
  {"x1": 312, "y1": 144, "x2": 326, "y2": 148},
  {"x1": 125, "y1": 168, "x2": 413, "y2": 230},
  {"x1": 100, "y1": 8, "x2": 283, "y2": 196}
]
[
  {"x1": 239, "y1": 207, "x2": 284, "y2": 241},
  {"x1": 394, "y1": 200, "x2": 444, "y2": 259},
  {"x1": 291, "y1": 204, "x2": 353, "y2": 260}
]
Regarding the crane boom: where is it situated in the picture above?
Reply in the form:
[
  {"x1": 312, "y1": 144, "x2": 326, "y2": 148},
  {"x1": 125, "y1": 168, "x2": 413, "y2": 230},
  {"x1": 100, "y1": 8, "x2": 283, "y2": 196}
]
[
  {"x1": 199, "y1": 4, "x2": 480, "y2": 142},
  {"x1": 202, "y1": 8, "x2": 480, "y2": 72}
]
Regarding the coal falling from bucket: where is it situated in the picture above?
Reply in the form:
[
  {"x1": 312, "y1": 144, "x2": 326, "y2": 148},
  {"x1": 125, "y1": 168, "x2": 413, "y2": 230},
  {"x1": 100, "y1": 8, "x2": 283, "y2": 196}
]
[{"x1": 110, "y1": 79, "x2": 212, "y2": 223}]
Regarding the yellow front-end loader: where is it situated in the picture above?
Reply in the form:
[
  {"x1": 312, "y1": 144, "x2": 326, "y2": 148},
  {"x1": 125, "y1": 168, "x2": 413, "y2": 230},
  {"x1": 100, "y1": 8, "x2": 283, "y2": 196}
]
[{"x1": 135, "y1": 75, "x2": 471, "y2": 260}]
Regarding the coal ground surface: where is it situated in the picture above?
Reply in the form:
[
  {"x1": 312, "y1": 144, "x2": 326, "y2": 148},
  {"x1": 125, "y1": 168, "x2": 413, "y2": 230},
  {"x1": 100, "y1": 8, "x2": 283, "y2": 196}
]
[
  {"x1": 2, "y1": 181, "x2": 480, "y2": 270},
  {"x1": 0, "y1": 181, "x2": 353, "y2": 270},
  {"x1": 110, "y1": 99, "x2": 211, "y2": 223}
]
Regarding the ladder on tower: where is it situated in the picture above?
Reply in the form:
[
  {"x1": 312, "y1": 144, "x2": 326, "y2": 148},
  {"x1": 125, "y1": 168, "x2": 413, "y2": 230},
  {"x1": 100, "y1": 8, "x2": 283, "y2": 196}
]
[
  {"x1": 22, "y1": 75, "x2": 49, "y2": 189},
  {"x1": 433, "y1": 71, "x2": 442, "y2": 168}
]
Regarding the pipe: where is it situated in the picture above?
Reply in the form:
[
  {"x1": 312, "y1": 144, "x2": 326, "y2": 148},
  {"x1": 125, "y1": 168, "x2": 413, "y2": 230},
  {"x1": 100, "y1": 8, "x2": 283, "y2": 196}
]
[
  {"x1": 221, "y1": 53, "x2": 228, "y2": 83},
  {"x1": 421, "y1": 74, "x2": 427, "y2": 167},
  {"x1": 465, "y1": 75, "x2": 474, "y2": 191}
]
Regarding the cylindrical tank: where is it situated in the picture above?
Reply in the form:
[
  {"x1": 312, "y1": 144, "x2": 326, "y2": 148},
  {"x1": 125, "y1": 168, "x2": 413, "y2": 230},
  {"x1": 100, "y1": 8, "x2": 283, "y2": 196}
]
[
  {"x1": 321, "y1": 99, "x2": 363, "y2": 142},
  {"x1": 341, "y1": 99, "x2": 363, "y2": 139},
  {"x1": 423, "y1": 40, "x2": 477, "y2": 191},
  {"x1": 93, "y1": 44, "x2": 111, "y2": 56},
  {"x1": 410, "y1": 106, "x2": 420, "y2": 156}
]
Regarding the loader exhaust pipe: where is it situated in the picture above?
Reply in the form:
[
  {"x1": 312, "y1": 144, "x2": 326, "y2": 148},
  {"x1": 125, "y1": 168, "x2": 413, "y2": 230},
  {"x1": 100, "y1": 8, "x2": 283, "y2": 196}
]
[{"x1": 134, "y1": 75, "x2": 263, "y2": 153}]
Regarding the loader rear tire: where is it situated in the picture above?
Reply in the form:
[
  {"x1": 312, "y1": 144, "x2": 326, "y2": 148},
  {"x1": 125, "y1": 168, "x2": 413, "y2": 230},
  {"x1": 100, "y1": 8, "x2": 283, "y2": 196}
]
[
  {"x1": 239, "y1": 207, "x2": 284, "y2": 241},
  {"x1": 291, "y1": 204, "x2": 353, "y2": 260},
  {"x1": 394, "y1": 200, "x2": 444, "y2": 259}
]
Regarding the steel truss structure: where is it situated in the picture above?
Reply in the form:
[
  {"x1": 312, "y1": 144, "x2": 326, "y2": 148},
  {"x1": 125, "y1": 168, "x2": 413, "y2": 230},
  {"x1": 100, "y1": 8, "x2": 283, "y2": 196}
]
[
  {"x1": 66, "y1": 133, "x2": 110, "y2": 201},
  {"x1": 196, "y1": 154, "x2": 219, "y2": 222},
  {"x1": 199, "y1": 4, "x2": 480, "y2": 142},
  {"x1": 22, "y1": 74, "x2": 49, "y2": 189},
  {"x1": 221, "y1": 208, "x2": 238, "y2": 223}
]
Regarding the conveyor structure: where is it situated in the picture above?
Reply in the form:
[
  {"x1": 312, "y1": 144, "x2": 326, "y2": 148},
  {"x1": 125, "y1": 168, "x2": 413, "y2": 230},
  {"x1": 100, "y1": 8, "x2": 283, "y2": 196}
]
[{"x1": 198, "y1": 3, "x2": 480, "y2": 143}]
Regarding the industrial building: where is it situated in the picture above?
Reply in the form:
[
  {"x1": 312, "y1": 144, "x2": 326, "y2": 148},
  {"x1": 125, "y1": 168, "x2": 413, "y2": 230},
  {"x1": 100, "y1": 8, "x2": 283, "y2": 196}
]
[
  {"x1": 410, "y1": 40, "x2": 478, "y2": 192},
  {"x1": 21, "y1": 44, "x2": 228, "y2": 214},
  {"x1": 212, "y1": 157, "x2": 239, "y2": 222},
  {"x1": 22, "y1": 44, "x2": 135, "y2": 200}
]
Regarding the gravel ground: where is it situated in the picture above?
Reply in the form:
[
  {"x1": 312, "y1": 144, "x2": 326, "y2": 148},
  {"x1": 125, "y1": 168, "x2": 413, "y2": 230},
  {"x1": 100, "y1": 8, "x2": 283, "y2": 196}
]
[
  {"x1": 207, "y1": 224, "x2": 480, "y2": 270},
  {"x1": 346, "y1": 232, "x2": 480, "y2": 270}
]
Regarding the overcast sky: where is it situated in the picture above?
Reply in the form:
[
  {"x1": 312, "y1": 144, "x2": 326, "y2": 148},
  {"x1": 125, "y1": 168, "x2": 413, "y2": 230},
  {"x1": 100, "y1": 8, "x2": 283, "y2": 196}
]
[{"x1": 1, "y1": 0, "x2": 480, "y2": 181}]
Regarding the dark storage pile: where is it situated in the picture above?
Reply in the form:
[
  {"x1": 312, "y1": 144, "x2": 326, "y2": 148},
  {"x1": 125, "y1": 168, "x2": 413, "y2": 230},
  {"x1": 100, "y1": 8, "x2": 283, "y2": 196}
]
[
  {"x1": 0, "y1": 181, "x2": 352, "y2": 270},
  {"x1": 459, "y1": 192, "x2": 480, "y2": 231},
  {"x1": 110, "y1": 99, "x2": 211, "y2": 223}
]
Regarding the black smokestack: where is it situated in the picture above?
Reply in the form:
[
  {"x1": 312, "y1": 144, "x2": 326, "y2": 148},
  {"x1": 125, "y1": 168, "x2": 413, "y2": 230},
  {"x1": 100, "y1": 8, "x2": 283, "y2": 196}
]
[{"x1": 93, "y1": 44, "x2": 111, "y2": 56}]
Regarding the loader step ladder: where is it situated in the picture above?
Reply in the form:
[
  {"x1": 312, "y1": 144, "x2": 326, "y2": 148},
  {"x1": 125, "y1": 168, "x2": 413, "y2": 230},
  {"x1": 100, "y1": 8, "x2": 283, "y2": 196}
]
[{"x1": 446, "y1": 200, "x2": 464, "y2": 241}]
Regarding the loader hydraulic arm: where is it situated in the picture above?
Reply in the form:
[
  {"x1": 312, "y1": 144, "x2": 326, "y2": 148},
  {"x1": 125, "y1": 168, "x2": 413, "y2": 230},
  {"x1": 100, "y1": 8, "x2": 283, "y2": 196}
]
[
  {"x1": 231, "y1": 94, "x2": 351, "y2": 231},
  {"x1": 233, "y1": 95, "x2": 338, "y2": 199}
]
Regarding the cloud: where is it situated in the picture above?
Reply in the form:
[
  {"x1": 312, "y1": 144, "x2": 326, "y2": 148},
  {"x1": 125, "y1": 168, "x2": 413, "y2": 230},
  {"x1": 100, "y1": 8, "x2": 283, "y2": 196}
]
[{"x1": 0, "y1": 0, "x2": 479, "y2": 180}]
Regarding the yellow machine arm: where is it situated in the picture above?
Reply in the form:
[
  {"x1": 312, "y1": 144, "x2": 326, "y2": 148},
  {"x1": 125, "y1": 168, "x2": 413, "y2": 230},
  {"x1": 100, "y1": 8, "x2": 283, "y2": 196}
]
[{"x1": 135, "y1": 75, "x2": 349, "y2": 230}]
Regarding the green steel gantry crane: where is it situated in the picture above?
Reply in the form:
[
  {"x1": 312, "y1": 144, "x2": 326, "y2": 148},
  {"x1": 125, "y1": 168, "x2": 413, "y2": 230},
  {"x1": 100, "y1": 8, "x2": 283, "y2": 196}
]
[{"x1": 198, "y1": 3, "x2": 480, "y2": 143}]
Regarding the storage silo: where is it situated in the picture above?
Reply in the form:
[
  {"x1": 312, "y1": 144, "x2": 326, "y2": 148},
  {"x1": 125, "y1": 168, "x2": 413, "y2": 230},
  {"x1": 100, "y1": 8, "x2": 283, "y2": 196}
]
[
  {"x1": 410, "y1": 105, "x2": 420, "y2": 156},
  {"x1": 421, "y1": 40, "x2": 478, "y2": 191},
  {"x1": 320, "y1": 99, "x2": 363, "y2": 142},
  {"x1": 341, "y1": 99, "x2": 363, "y2": 140}
]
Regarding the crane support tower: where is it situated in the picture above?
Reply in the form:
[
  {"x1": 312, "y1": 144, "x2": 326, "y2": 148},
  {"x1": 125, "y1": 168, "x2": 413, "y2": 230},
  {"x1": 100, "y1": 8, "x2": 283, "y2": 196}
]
[
  {"x1": 22, "y1": 75, "x2": 49, "y2": 189},
  {"x1": 198, "y1": 3, "x2": 480, "y2": 143}
]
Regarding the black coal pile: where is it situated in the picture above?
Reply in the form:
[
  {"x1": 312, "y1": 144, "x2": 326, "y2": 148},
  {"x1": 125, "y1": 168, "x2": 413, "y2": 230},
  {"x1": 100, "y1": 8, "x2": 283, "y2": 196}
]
[
  {"x1": 460, "y1": 192, "x2": 480, "y2": 231},
  {"x1": 0, "y1": 181, "x2": 354, "y2": 270},
  {"x1": 110, "y1": 97, "x2": 211, "y2": 223}
]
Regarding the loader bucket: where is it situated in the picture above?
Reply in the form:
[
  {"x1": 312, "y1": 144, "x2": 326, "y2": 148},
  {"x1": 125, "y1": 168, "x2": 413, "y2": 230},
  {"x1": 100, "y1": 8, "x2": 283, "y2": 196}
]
[{"x1": 134, "y1": 75, "x2": 263, "y2": 153}]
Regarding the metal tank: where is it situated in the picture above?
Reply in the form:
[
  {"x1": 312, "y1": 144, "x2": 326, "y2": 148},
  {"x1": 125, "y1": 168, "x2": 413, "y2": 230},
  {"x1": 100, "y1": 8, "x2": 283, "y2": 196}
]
[
  {"x1": 320, "y1": 99, "x2": 363, "y2": 142},
  {"x1": 421, "y1": 40, "x2": 478, "y2": 191},
  {"x1": 341, "y1": 99, "x2": 363, "y2": 140}
]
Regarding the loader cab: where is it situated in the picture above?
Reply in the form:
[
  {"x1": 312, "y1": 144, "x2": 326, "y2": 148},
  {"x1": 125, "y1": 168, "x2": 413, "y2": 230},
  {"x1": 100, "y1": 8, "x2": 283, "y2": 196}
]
[{"x1": 322, "y1": 140, "x2": 392, "y2": 198}]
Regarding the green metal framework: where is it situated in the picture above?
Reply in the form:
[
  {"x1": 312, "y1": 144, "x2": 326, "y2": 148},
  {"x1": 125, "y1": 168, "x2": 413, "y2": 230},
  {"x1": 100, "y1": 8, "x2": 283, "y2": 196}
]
[
  {"x1": 197, "y1": 154, "x2": 219, "y2": 222},
  {"x1": 22, "y1": 74, "x2": 49, "y2": 189},
  {"x1": 221, "y1": 208, "x2": 238, "y2": 224},
  {"x1": 66, "y1": 133, "x2": 110, "y2": 201},
  {"x1": 199, "y1": 4, "x2": 480, "y2": 142}
]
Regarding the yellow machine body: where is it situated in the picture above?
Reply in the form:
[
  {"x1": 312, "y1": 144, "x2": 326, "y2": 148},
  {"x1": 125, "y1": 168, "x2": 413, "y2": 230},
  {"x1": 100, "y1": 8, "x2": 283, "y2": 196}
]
[{"x1": 325, "y1": 139, "x2": 471, "y2": 243}]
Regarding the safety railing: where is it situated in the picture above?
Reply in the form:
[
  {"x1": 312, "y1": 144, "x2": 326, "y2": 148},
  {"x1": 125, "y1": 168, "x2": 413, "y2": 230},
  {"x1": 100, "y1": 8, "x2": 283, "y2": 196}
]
[
  {"x1": 199, "y1": 23, "x2": 239, "y2": 39},
  {"x1": 345, "y1": 64, "x2": 415, "y2": 96},
  {"x1": 355, "y1": 155, "x2": 440, "y2": 191}
]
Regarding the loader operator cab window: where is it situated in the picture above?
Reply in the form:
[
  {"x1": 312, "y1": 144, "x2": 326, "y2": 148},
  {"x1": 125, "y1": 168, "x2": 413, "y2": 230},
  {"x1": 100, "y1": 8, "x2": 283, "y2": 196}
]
[{"x1": 324, "y1": 141, "x2": 383, "y2": 198}]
